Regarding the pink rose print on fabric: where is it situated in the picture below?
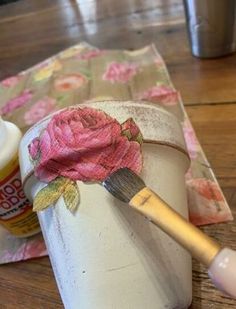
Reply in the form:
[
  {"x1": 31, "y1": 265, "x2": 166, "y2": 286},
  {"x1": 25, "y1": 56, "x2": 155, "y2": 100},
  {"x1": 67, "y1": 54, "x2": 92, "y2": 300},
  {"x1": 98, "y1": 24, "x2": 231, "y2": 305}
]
[
  {"x1": 77, "y1": 49, "x2": 105, "y2": 60},
  {"x1": 22, "y1": 238, "x2": 47, "y2": 259},
  {"x1": 103, "y1": 62, "x2": 138, "y2": 83},
  {"x1": 182, "y1": 118, "x2": 200, "y2": 160},
  {"x1": 0, "y1": 238, "x2": 47, "y2": 263},
  {"x1": 33, "y1": 60, "x2": 62, "y2": 82},
  {"x1": 29, "y1": 107, "x2": 143, "y2": 183},
  {"x1": 136, "y1": 85, "x2": 179, "y2": 106},
  {"x1": 24, "y1": 97, "x2": 56, "y2": 125},
  {"x1": 187, "y1": 178, "x2": 233, "y2": 226},
  {"x1": 54, "y1": 74, "x2": 86, "y2": 92},
  {"x1": 0, "y1": 90, "x2": 33, "y2": 116},
  {"x1": 1, "y1": 76, "x2": 21, "y2": 87}
]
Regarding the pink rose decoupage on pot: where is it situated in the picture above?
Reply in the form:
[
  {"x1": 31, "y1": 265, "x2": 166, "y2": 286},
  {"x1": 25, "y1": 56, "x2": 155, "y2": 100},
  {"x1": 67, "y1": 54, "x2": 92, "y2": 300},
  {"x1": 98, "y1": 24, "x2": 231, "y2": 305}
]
[{"x1": 19, "y1": 101, "x2": 192, "y2": 309}]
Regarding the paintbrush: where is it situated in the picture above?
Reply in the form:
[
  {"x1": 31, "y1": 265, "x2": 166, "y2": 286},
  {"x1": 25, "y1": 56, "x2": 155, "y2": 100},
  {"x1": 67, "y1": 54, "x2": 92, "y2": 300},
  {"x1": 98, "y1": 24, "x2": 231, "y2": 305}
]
[{"x1": 103, "y1": 168, "x2": 236, "y2": 298}]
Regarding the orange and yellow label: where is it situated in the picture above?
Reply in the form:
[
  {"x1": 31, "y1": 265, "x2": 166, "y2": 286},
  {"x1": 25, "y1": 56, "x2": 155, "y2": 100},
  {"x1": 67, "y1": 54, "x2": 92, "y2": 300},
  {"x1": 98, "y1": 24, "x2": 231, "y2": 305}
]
[{"x1": 0, "y1": 154, "x2": 40, "y2": 237}]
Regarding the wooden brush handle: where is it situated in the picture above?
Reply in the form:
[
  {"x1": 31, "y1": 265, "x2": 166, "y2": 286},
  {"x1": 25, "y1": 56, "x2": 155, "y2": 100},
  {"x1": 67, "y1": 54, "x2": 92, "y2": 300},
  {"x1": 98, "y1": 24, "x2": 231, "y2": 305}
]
[
  {"x1": 129, "y1": 187, "x2": 221, "y2": 267},
  {"x1": 129, "y1": 187, "x2": 236, "y2": 298}
]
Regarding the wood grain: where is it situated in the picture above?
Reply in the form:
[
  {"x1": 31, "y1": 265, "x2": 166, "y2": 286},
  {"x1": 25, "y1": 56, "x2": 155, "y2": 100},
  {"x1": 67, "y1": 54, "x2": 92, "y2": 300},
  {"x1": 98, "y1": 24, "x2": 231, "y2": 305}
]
[
  {"x1": 1, "y1": 0, "x2": 236, "y2": 105},
  {"x1": 186, "y1": 104, "x2": 236, "y2": 187},
  {"x1": 0, "y1": 257, "x2": 63, "y2": 308},
  {"x1": 0, "y1": 0, "x2": 236, "y2": 308}
]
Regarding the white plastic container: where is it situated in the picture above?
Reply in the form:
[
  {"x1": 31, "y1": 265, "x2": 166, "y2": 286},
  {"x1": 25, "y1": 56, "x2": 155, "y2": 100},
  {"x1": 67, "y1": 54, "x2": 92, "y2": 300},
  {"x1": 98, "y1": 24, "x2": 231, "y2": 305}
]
[
  {"x1": 0, "y1": 117, "x2": 40, "y2": 237},
  {"x1": 19, "y1": 101, "x2": 192, "y2": 308}
]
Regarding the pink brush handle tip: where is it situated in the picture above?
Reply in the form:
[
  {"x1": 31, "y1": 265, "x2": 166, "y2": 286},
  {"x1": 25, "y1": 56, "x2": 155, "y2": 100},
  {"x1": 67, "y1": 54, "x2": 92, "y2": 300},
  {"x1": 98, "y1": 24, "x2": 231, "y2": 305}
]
[{"x1": 208, "y1": 248, "x2": 236, "y2": 298}]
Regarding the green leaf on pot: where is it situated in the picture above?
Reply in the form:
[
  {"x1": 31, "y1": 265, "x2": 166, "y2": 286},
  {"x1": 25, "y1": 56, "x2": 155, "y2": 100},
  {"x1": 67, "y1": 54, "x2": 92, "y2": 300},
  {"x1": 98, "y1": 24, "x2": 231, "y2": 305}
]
[
  {"x1": 33, "y1": 177, "x2": 70, "y2": 211},
  {"x1": 63, "y1": 181, "x2": 80, "y2": 212}
]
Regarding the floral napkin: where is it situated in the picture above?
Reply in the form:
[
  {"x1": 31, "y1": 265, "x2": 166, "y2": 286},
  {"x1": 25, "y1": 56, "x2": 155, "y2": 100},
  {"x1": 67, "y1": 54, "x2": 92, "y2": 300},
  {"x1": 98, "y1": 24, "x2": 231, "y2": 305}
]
[{"x1": 0, "y1": 42, "x2": 233, "y2": 264}]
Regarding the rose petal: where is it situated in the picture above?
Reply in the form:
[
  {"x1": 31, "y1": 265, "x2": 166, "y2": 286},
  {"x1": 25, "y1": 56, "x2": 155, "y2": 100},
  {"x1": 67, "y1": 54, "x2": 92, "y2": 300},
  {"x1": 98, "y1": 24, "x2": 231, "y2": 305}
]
[{"x1": 30, "y1": 107, "x2": 143, "y2": 183}]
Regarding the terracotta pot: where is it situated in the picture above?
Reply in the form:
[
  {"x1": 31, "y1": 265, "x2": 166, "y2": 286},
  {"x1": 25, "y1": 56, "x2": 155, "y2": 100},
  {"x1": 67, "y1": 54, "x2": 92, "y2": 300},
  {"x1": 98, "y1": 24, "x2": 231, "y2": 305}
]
[{"x1": 19, "y1": 101, "x2": 191, "y2": 309}]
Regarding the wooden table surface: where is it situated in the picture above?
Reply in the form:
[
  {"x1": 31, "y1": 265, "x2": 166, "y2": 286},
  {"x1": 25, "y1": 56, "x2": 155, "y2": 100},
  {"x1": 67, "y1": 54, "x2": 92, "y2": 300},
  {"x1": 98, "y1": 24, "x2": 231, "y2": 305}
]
[{"x1": 0, "y1": 0, "x2": 236, "y2": 308}]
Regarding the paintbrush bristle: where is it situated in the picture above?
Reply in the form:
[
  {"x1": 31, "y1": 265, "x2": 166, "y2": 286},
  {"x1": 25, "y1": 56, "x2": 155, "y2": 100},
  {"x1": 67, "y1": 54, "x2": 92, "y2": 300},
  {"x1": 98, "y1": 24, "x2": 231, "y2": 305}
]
[{"x1": 103, "y1": 168, "x2": 146, "y2": 203}]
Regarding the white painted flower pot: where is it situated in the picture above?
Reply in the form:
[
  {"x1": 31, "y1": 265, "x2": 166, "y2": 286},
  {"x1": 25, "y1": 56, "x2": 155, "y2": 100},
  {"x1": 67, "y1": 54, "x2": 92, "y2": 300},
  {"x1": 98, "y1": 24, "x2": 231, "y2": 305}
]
[{"x1": 19, "y1": 101, "x2": 192, "y2": 309}]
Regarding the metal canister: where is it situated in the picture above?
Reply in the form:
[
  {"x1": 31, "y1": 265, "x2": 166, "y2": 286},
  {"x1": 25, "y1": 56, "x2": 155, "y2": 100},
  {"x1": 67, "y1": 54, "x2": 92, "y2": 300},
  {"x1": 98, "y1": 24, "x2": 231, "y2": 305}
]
[{"x1": 183, "y1": 0, "x2": 236, "y2": 58}]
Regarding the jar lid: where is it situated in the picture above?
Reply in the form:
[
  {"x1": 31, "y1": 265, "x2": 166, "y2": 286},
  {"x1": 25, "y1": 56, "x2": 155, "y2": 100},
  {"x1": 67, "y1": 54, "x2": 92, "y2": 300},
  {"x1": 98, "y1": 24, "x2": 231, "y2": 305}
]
[{"x1": 19, "y1": 100, "x2": 189, "y2": 187}]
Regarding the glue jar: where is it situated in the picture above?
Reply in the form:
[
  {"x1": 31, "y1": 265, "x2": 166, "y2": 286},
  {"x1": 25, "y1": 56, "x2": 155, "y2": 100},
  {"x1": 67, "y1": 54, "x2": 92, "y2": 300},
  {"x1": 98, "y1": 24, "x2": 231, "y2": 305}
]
[{"x1": 0, "y1": 117, "x2": 40, "y2": 237}]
